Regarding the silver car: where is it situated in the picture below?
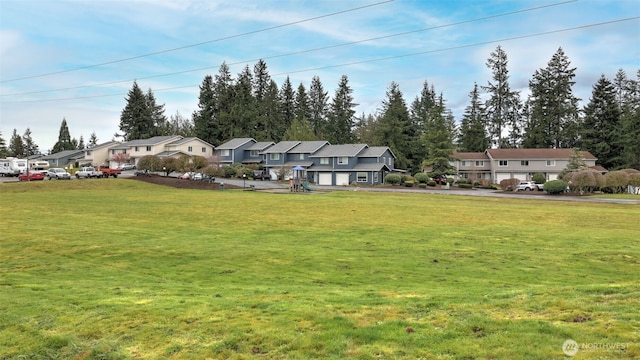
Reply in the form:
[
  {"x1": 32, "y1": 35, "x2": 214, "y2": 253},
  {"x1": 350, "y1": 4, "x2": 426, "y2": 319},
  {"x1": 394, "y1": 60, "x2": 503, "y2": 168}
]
[{"x1": 47, "y1": 168, "x2": 71, "y2": 180}]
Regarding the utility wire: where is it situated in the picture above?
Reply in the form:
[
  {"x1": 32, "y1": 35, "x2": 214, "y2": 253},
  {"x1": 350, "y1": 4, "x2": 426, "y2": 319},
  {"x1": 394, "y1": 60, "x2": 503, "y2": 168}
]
[
  {"x1": 4, "y1": 16, "x2": 636, "y2": 104},
  {"x1": 0, "y1": 0, "x2": 394, "y2": 83},
  {"x1": 1, "y1": 0, "x2": 578, "y2": 97}
]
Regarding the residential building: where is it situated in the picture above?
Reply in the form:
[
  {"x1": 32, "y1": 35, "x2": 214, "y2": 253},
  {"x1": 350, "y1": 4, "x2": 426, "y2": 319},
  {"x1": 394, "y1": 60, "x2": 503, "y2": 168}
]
[
  {"x1": 105, "y1": 136, "x2": 214, "y2": 167},
  {"x1": 41, "y1": 149, "x2": 85, "y2": 168},
  {"x1": 79, "y1": 141, "x2": 120, "y2": 166}
]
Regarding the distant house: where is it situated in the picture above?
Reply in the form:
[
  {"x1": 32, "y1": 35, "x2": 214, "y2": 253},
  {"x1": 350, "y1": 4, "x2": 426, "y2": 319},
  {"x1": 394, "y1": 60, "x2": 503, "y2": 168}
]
[
  {"x1": 453, "y1": 148, "x2": 598, "y2": 182},
  {"x1": 215, "y1": 138, "x2": 259, "y2": 165},
  {"x1": 80, "y1": 141, "x2": 120, "y2": 166},
  {"x1": 41, "y1": 149, "x2": 85, "y2": 168},
  {"x1": 105, "y1": 136, "x2": 214, "y2": 167}
]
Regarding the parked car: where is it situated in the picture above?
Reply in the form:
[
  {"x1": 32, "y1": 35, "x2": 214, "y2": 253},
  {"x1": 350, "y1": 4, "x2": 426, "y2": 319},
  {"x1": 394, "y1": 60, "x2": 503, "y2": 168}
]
[
  {"x1": 191, "y1": 173, "x2": 204, "y2": 181},
  {"x1": 75, "y1": 167, "x2": 101, "y2": 179},
  {"x1": 178, "y1": 172, "x2": 193, "y2": 180},
  {"x1": 253, "y1": 170, "x2": 270, "y2": 181},
  {"x1": 46, "y1": 168, "x2": 71, "y2": 180},
  {"x1": 118, "y1": 164, "x2": 136, "y2": 171},
  {"x1": 18, "y1": 172, "x2": 45, "y2": 181},
  {"x1": 534, "y1": 182, "x2": 545, "y2": 191},
  {"x1": 515, "y1": 181, "x2": 537, "y2": 191}
]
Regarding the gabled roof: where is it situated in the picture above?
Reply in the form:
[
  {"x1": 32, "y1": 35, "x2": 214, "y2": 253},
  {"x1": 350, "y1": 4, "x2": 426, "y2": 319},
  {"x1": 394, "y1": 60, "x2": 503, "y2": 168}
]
[
  {"x1": 155, "y1": 150, "x2": 187, "y2": 157},
  {"x1": 352, "y1": 163, "x2": 392, "y2": 172},
  {"x1": 263, "y1": 141, "x2": 301, "y2": 153},
  {"x1": 359, "y1": 146, "x2": 395, "y2": 159},
  {"x1": 310, "y1": 144, "x2": 368, "y2": 158},
  {"x1": 246, "y1": 141, "x2": 274, "y2": 151},
  {"x1": 112, "y1": 136, "x2": 182, "y2": 149},
  {"x1": 486, "y1": 148, "x2": 596, "y2": 160},
  {"x1": 42, "y1": 149, "x2": 85, "y2": 160},
  {"x1": 453, "y1": 151, "x2": 490, "y2": 160},
  {"x1": 216, "y1": 138, "x2": 255, "y2": 150},
  {"x1": 289, "y1": 141, "x2": 330, "y2": 154},
  {"x1": 167, "y1": 137, "x2": 213, "y2": 147},
  {"x1": 87, "y1": 140, "x2": 120, "y2": 150}
]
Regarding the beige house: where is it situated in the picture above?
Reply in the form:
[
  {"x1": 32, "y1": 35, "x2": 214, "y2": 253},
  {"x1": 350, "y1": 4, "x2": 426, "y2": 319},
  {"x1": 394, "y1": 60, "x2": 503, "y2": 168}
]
[
  {"x1": 80, "y1": 136, "x2": 215, "y2": 168},
  {"x1": 80, "y1": 141, "x2": 121, "y2": 166},
  {"x1": 453, "y1": 148, "x2": 598, "y2": 182}
]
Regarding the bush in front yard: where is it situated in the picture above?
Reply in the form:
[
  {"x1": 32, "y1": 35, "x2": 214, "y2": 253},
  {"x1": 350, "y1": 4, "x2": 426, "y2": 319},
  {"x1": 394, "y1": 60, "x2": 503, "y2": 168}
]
[
  {"x1": 427, "y1": 180, "x2": 436, "y2": 187},
  {"x1": 414, "y1": 173, "x2": 428, "y2": 184},
  {"x1": 404, "y1": 181, "x2": 415, "y2": 187},
  {"x1": 458, "y1": 183, "x2": 473, "y2": 189},
  {"x1": 385, "y1": 174, "x2": 401, "y2": 185},
  {"x1": 532, "y1": 172, "x2": 546, "y2": 184},
  {"x1": 544, "y1": 179, "x2": 567, "y2": 195},
  {"x1": 499, "y1": 178, "x2": 520, "y2": 191},
  {"x1": 603, "y1": 170, "x2": 630, "y2": 194}
]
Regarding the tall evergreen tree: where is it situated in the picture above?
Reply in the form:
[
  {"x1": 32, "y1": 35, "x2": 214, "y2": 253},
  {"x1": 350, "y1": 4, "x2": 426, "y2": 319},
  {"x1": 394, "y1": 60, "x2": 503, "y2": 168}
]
[
  {"x1": 354, "y1": 112, "x2": 379, "y2": 145},
  {"x1": 230, "y1": 65, "x2": 255, "y2": 140},
  {"x1": 375, "y1": 82, "x2": 414, "y2": 171},
  {"x1": 422, "y1": 95, "x2": 457, "y2": 177},
  {"x1": 615, "y1": 69, "x2": 640, "y2": 169},
  {"x1": 294, "y1": 82, "x2": 311, "y2": 126},
  {"x1": 193, "y1": 75, "x2": 216, "y2": 145},
  {"x1": 52, "y1": 118, "x2": 75, "y2": 153},
  {"x1": 308, "y1": 76, "x2": 329, "y2": 138},
  {"x1": 146, "y1": 89, "x2": 168, "y2": 136},
  {"x1": 212, "y1": 63, "x2": 235, "y2": 144},
  {"x1": 410, "y1": 81, "x2": 438, "y2": 162},
  {"x1": 9, "y1": 129, "x2": 25, "y2": 157},
  {"x1": 482, "y1": 46, "x2": 522, "y2": 148},
  {"x1": 523, "y1": 48, "x2": 580, "y2": 148},
  {"x1": 22, "y1": 128, "x2": 39, "y2": 156},
  {"x1": 253, "y1": 59, "x2": 273, "y2": 140},
  {"x1": 77, "y1": 135, "x2": 85, "y2": 150},
  {"x1": 119, "y1": 81, "x2": 153, "y2": 141},
  {"x1": 168, "y1": 111, "x2": 196, "y2": 137},
  {"x1": 283, "y1": 118, "x2": 317, "y2": 141},
  {"x1": 327, "y1": 75, "x2": 356, "y2": 144},
  {"x1": 457, "y1": 83, "x2": 489, "y2": 152},
  {"x1": 88, "y1": 132, "x2": 99, "y2": 147},
  {"x1": 581, "y1": 75, "x2": 623, "y2": 170},
  {"x1": 262, "y1": 80, "x2": 282, "y2": 142},
  {"x1": 0, "y1": 131, "x2": 8, "y2": 157},
  {"x1": 279, "y1": 76, "x2": 296, "y2": 136}
]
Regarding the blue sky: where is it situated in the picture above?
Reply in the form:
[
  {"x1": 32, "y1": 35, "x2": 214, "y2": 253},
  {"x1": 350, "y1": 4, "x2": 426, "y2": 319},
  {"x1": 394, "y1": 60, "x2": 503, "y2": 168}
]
[{"x1": 1, "y1": 0, "x2": 638, "y2": 152}]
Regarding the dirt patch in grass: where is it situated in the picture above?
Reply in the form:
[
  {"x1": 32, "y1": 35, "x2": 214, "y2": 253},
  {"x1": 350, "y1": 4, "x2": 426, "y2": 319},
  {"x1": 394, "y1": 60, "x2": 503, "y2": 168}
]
[{"x1": 128, "y1": 174, "x2": 240, "y2": 190}]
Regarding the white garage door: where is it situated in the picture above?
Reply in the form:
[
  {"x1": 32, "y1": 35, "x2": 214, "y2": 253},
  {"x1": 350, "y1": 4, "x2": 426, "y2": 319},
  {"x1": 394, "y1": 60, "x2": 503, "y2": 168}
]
[
  {"x1": 496, "y1": 173, "x2": 511, "y2": 182},
  {"x1": 513, "y1": 173, "x2": 527, "y2": 181},
  {"x1": 336, "y1": 173, "x2": 350, "y2": 186},
  {"x1": 318, "y1": 173, "x2": 332, "y2": 185}
]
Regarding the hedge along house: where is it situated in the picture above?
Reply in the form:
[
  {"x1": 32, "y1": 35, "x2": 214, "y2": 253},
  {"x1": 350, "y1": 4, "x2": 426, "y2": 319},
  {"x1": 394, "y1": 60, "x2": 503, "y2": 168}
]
[{"x1": 307, "y1": 144, "x2": 394, "y2": 186}]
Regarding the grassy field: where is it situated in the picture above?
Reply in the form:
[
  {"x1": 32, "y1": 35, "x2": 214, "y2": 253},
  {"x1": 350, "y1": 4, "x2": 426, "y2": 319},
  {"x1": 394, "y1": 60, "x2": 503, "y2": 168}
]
[{"x1": 0, "y1": 179, "x2": 638, "y2": 359}]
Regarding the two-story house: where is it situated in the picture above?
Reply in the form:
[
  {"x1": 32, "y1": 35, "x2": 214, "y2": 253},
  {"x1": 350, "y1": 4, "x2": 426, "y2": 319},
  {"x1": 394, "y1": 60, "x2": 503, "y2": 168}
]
[
  {"x1": 103, "y1": 136, "x2": 214, "y2": 167},
  {"x1": 79, "y1": 141, "x2": 121, "y2": 167}
]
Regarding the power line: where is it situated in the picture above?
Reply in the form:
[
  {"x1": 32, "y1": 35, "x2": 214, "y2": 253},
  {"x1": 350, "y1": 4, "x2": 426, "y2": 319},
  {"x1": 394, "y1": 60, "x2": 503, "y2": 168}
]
[
  {"x1": 4, "y1": 16, "x2": 636, "y2": 105},
  {"x1": 1, "y1": 0, "x2": 578, "y2": 97},
  {"x1": 0, "y1": 0, "x2": 394, "y2": 83}
]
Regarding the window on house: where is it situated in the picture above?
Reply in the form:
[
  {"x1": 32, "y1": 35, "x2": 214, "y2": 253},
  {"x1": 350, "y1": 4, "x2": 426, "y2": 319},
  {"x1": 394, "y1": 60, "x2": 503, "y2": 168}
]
[
  {"x1": 546, "y1": 160, "x2": 556, "y2": 166},
  {"x1": 374, "y1": 172, "x2": 379, "y2": 183},
  {"x1": 460, "y1": 173, "x2": 469, "y2": 179},
  {"x1": 250, "y1": 150, "x2": 259, "y2": 157},
  {"x1": 499, "y1": 160, "x2": 508, "y2": 167},
  {"x1": 270, "y1": 153, "x2": 280, "y2": 161},
  {"x1": 123, "y1": 149, "x2": 127, "y2": 154},
  {"x1": 461, "y1": 161, "x2": 469, "y2": 166},
  {"x1": 299, "y1": 154, "x2": 304, "y2": 160},
  {"x1": 86, "y1": 150, "x2": 92, "y2": 156},
  {"x1": 521, "y1": 160, "x2": 529, "y2": 166},
  {"x1": 475, "y1": 160, "x2": 484, "y2": 167},
  {"x1": 111, "y1": 150, "x2": 116, "y2": 155},
  {"x1": 146, "y1": 146, "x2": 151, "y2": 151},
  {"x1": 202, "y1": 147, "x2": 206, "y2": 153},
  {"x1": 221, "y1": 149, "x2": 230, "y2": 156},
  {"x1": 337, "y1": 157, "x2": 348, "y2": 165},
  {"x1": 476, "y1": 173, "x2": 482, "y2": 179},
  {"x1": 188, "y1": 146, "x2": 193, "y2": 152},
  {"x1": 357, "y1": 172, "x2": 368, "y2": 182},
  {"x1": 320, "y1": 157, "x2": 329, "y2": 165},
  {"x1": 135, "y1": 146, "x2": 139, "y2": 152}
]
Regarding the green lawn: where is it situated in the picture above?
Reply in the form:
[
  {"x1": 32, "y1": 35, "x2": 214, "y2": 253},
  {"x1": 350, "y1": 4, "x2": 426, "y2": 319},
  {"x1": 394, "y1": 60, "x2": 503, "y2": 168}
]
[{"x1": 1, "y1": 180, "x2": 638, "y2": 359}]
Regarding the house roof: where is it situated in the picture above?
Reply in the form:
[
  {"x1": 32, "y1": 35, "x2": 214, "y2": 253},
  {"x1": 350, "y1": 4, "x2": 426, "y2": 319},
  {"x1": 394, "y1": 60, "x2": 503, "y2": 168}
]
[
  {"x1": 289, "y1": 141, "x2": 329, "y2": 153},
  {"x1": 246, "y1": 142, "x2": 274, "y2": 151},
  {"x1": 167, "y1": 137, "x2": 213, "y2": 147},
  {"x1": 87, "y1": 140, "x2": 120, "y2": 150},
  {"x1": 216, "y1": 138, "x2": 255, "y2": 150},
  {"x1": 112, "y1": 136, "x2": 182, "y2": 149},
  {"x1": 155, "y1": 150, "x2": 187, "y2": 157},
  {"x1": 262, "y1": 141, "x2": 301, "y2": 153},
  {"x1": 352, "y1": 163, "x2": 392, "y2": 172},
  {"x1": 453, "y1": 151, "x2": 490, "y2": 160},
  {"x1": 42, "y1": 149, "x2": 85, "y2": 160},
  {"x1": 359, "y1": 146, "x2": 394, "y2": 158},
  {"x1": 310, "y1": 144, "x2": 368, "y2": 157},
  {"x1": 486, "y1": 148, "x2": 596, "y2": 160}
]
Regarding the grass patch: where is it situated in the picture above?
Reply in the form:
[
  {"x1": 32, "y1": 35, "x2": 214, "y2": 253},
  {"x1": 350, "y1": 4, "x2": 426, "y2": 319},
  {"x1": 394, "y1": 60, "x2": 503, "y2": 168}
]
[{"x1": 1, "y1": 179, "x2": 639, "y2": 359}]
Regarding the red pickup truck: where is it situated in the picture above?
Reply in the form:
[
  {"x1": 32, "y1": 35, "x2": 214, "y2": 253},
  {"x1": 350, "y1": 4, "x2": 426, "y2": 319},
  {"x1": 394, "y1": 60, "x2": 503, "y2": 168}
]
[{"x1": 99, "y1": 166, "x2": 122, "y2": 178}]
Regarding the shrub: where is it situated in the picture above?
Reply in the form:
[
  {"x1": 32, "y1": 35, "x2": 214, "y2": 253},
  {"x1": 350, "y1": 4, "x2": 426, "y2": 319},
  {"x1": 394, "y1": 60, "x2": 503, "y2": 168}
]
[
  {"x1": 427, "y1": 180, "x2": 436, "y2": 186},
  {"x1": 544, "y1": 179, "x2": 567, "y2": 195},
  {"x1": 137, "y1": 155, "x2": 162, "y2": 172},
  {"x1": 457, "y1": 178, "x2": 470, "y2": 185},
  {"x1": 414, "y1": 173, "x2": 429, "y2": 184},
  {"x1": 567, "y1": 170, "x2": 598, "y2": 194},
  {"x1": 499, "y1": 178, "x2": 520, "y2": 191},
  {"x1": 477, "y1": 179, "x2": 492, "y2": 188},
  {"x1": 532, "y1": 172, "x2": 546, "y2": 184},
  {"x1": 222, "y1": 165, "x2": 236, "y2": 178},
  {"x1": 629, "y1": 173, "x2": 640, "y2": 187},
  {"x1": 404, "y1": 181, "x2": 415, "y2": 187},
  {"x1": 447, "y1": 177, "x2": 455, "y2": 184},
  {"x1": 385, "y1": 174, "x2": 401, "y2": 185},
  {"x1": 418, "y1": 183, "x2": 427, "y2": 188},
  {"x1": 603, "y1": 170, "x2": 630, "y2": 194},
  {"x1": 458, "y1": 183, "x2": 473, "y2": 189},
  {"x1": 400, "y1": 175, "x2": 408, "y2": 184}
]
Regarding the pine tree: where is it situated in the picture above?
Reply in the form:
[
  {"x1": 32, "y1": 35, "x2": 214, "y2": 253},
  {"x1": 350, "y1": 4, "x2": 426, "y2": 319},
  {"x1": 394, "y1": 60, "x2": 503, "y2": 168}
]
[
  {"x1": 294, "y1": 82, "x2": 311, "y2": 125},
  {"x1": 193, "y1": 75, "x2": 217, "y2": 144},
  {"x1": 283, "y1": 118, "x2": 317, "y2": 141},
  {"x1": 523, "y1": 48, "x2": 580, "y2": 148},
  {"x1": 308, "y1": 75, "x2": 329, "y2": 139},
  {"x1": 615, "y1": 69, "x2": 640, "y2": 169},
  {"x1": 354, "y1": 113, "x2": 379, "y2": 145},
  {"x1": 52, "y1": 118, "x2": 75, "y2": 153},
  {"x1": 327, "y1": 75, "x2": 356, "y2": 144},
  {"x1": 119, "y1": 81, "x2": 153, "y2": 141},
  {"x1": 422, "y1": 95, "x2": 456, "y2": 177},
  {"x1": 279, "y1": 76, "x2": 296, "y2": 137},
  {"x1": 146, "y1": 89, "x2": 168, "y2": 136},
  {"x1": 253, "y1": 59, "x2": 272, "y2": 140},
  {"x1": 212, "y1": 63, "x2": 235, "y2": 144},
  {"x1": 9, "y1": 129, "x2": 24, "y2": 157},
  {"x1": 581, "y1": 75, "x2": 623, "y2": 170},
  {"x1": 262, "y1": 80, "x2": 281, "y2": 142},
  {"x1": 22, "y1": 128, "x2": 39, "y2": 156},
  {"x1": 230, "y1": 65, "x2": 255, "y2": 140},
  {"x1": 375, "y1": 82, "x2": 414, "y2": 171},
  {"x1": 482, "y1": 46, "x2": 522, "y2": 148},
  {"x1": 457, "y1": 83, "x2": 489, "y2": 152},
  {"x1": 0, "y1": 131, "x2": 8, "y2": 157},
  {"x1": 410, "y1": 81, "x2": 438, "y2": 162},
  {"x1": 88, "y1": 132, "x2": 99, "y2": 147},
  {"x1": 77, "y1": 136, "x2": 85, "y2": 150}
]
